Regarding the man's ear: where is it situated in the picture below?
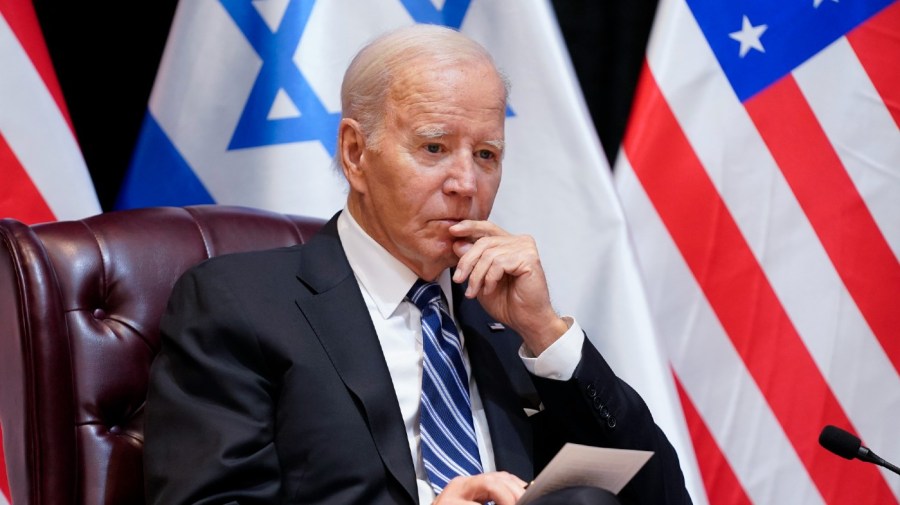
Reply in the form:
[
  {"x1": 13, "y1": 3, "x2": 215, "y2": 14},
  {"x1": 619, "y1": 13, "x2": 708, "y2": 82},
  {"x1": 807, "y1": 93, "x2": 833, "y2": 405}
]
[{"x1": 338, "y1": 118, "x2": 367, "y2": 193}]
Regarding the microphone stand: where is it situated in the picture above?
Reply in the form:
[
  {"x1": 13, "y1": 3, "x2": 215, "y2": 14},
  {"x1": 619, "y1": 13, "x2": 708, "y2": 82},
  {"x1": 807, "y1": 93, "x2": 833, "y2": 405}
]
[{"x1": 860, "y1": 447, "x2": 900, "y2": 477}]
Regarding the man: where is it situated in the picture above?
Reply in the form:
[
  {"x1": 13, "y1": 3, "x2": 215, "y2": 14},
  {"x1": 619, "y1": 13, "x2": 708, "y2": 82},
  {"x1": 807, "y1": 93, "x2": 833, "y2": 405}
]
[{"x1": 144, "y1": 25, "x2": 691, "y2": 505}]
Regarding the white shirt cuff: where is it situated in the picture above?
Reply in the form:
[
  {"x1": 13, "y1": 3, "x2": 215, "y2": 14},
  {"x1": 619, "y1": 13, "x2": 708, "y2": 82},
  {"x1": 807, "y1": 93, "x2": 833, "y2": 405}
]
[{"x1": 519, "y1": 316, "x2": 584, "y2": 381}]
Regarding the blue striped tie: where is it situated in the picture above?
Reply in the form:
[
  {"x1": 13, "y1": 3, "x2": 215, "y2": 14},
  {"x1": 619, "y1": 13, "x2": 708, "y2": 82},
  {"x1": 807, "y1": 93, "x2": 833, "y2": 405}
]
[{"x1": 408, "y1": 279, "x2": 483, "y2": 494}]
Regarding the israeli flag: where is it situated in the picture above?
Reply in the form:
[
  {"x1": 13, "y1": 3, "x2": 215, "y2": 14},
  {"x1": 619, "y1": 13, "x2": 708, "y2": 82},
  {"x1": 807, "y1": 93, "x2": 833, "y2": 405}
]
[{"x1": 121, "y1": 1, "x2": 702, "y2": 500}]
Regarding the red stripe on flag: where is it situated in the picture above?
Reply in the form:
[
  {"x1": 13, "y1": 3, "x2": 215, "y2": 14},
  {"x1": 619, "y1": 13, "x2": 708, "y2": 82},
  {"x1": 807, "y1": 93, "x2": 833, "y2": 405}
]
[
  {"x1": 673, "y1": 373, "x2": 751, "y2": 505},
  {"x1": 847, "y1": 0, "x2": 900, "y2": 129},
  {"x1": 0, "y1": 422, "x2": 9, "y2": 501},
  {"x1": 623, "y1": 64, "x2": 897, "y2": 504},
  {"x1": 745, "y1": 76, "x2": 900, "y2": 378},
  {"x1": 1, "y1": 132, "x2": 55, "y2": 224},
  {"x1": 0, "y1": 0, "x2": 76, "y2": 132}
]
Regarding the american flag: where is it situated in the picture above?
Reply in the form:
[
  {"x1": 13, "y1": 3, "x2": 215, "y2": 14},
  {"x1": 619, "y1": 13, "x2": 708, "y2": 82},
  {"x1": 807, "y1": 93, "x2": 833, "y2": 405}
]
[
  {"x1": 1, "y1": 1, "x2": 100, "y2": 502},
  {"x1": 0, "y1": 0, "x2": 99, "y2": 225},
  {"x1": 616, "y1": 0, "x2": 900, "y2": 503}
]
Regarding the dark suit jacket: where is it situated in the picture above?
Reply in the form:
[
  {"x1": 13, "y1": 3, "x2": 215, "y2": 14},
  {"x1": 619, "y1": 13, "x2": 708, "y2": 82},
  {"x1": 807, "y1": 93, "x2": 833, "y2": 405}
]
[{"x1": 144, "y1": 215, "x2": 691, "y2": 505}]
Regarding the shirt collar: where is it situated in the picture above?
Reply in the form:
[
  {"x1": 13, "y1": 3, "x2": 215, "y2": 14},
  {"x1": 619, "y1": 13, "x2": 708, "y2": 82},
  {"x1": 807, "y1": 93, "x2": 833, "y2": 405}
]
[{"x1": 337, "y1": 207, "x2": 454, "y2": 319}]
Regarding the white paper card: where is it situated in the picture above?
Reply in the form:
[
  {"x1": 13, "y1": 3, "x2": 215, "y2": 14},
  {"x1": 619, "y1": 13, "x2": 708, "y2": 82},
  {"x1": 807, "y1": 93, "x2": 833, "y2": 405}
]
[{"x1": 516, "y1": 443, "x2": 653, "y2": 504}]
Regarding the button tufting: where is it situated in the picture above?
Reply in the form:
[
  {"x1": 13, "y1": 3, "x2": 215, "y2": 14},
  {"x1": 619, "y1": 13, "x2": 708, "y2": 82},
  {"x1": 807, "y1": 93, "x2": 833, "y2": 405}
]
[
  {"x1": 108, "y1": 425, "x2": 122, "y2": 435},
  {"x1": 92, "y1": 308, "x2": 107, "y2": 320}
]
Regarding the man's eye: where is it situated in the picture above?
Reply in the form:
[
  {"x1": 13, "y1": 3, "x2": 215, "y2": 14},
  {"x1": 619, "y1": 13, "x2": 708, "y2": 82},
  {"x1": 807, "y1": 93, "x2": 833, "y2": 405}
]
[
  {"x1": 477, "y1": 150, "x2": 495, "y2": 160},
  {"x1": 425, "y1": 144, "x2": 441, "y2": 153}
]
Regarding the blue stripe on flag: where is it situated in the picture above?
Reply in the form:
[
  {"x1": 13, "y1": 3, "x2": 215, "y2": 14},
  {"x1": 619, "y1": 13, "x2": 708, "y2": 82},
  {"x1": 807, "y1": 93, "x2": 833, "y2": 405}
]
[
  {"x1": 687, "y1": 0, "x2": 894, "y2": 101},
  {"x1": 116, "y1": 112, "x2": 215, "y2": 209}
]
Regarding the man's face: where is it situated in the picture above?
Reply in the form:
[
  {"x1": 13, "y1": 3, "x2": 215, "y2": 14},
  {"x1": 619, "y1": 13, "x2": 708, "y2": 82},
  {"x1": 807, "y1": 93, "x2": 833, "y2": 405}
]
[{"x1": 348, "y1": 59, "x2": 506, "y2": 280}]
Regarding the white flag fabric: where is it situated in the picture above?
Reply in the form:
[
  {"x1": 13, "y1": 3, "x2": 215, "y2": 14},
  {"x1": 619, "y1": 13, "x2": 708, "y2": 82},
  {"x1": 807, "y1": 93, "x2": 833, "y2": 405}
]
[
  {"x1": 1, "y1": 2, "x2": 101, "y2": 502},
  {"x1": 615, "y1": 0, "x2": 900, "y2": 503},
  {"x1": 121, "y1": 0, "x2": 702, "y2": 499}
]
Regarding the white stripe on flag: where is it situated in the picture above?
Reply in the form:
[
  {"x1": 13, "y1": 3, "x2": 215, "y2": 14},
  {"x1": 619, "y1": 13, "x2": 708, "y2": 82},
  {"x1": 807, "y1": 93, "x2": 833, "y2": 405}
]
[{"x1": 794, "y1": 37, "x2": 900, "y2": 259}]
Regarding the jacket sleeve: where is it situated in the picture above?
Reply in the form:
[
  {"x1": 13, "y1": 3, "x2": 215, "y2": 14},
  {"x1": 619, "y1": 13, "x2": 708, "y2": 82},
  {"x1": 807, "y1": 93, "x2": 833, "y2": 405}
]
[
  {"x1": 530, "y1": 336, "x2": 693, "y2": 505},
  {"x1": 143, "y1": 265, "x2": 282, "y2": 504}
]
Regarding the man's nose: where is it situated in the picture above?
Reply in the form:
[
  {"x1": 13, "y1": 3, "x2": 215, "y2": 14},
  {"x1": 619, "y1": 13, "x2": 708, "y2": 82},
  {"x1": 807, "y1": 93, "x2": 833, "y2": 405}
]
[{"x1": 444, "y1": 153, "x2": 477, "y2": 196}]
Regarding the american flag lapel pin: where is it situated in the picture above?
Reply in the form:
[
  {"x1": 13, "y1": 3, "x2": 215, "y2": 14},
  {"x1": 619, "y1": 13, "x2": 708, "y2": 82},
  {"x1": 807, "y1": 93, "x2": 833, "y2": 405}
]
[{"x1": 488, "y1": 322, "x2": 505, "y2": 332}]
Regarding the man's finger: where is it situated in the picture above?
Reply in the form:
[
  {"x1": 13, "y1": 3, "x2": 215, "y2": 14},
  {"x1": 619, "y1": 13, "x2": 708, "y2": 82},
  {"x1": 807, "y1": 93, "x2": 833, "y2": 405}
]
[
  {"x1": 452, "y1": 239, "x2": 473, "y2": 258},
  {"x1": 464, "y1": 244, "x2": 500, "y2": 297},
  {"x1": 448, "y1": 220, "x2": 507, "y2": 240},
  {"x1": 453, "y1": 236, "x2": 493, "y2": 284},
  {"x1": 435, "y1": 472, "x2": 527, "y2": 505}
]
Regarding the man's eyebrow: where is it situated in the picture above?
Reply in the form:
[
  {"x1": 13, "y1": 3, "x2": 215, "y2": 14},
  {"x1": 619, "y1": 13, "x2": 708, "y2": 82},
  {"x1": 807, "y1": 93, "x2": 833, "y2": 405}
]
[
  {"x1": 415, "y1": 125, "x2": 450, "y2": 139},
  {"x1": 484, "y1": 139, "x2": 505, "y2": 151},
  {"x1": 413, "y1": 126, "x2": 504, "y2": 152}
]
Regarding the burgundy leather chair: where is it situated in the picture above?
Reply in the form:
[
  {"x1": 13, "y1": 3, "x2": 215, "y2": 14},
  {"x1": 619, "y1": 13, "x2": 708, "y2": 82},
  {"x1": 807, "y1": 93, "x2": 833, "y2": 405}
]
[{"x1": 0, "y1": 205, "x2": 325, "y2": 504}]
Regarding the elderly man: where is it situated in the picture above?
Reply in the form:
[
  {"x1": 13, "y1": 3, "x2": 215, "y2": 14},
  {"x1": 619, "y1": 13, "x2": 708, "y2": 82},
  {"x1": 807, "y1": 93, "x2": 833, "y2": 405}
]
[{"x1": 144, "y1": 25, "x2": 691, "y2": 505}]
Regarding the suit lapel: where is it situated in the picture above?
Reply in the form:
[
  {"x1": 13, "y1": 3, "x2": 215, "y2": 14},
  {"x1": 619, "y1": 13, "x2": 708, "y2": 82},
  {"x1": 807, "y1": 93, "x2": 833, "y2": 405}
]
[
  {"x1": 294, "y1": 215, "x2": 418, "y2": 504},
  {"x1": 453, "y1": 283, "x2": 535, "y2": 482}
]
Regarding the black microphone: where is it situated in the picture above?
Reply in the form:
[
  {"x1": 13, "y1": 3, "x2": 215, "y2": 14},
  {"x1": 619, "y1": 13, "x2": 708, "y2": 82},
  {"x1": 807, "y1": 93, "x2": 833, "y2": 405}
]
[{"x1": 819, "y1": 425, "x2": 900, "y2": 476}]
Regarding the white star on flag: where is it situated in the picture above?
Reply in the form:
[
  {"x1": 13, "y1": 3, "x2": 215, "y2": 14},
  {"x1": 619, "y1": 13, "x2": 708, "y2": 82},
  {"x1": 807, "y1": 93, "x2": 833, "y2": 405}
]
[
  {"x1": 814, "y1": 0, "x2": 840, "y2": 8},
  {"x1": 729, "y1": 15, "x2": 768, "y2": 57}
]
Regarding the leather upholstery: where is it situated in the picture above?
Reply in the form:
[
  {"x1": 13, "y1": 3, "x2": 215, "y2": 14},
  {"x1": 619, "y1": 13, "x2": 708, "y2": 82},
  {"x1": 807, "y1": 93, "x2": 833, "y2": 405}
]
[{"x1": 0, "y1": 205, "x2": 325, "y2": 505}]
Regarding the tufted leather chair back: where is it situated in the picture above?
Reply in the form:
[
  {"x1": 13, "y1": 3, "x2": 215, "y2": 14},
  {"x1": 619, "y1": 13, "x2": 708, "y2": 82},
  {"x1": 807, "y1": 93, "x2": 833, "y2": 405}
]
[{"x1": 0, "y1": 205, "x2": 325, "y2": 505}]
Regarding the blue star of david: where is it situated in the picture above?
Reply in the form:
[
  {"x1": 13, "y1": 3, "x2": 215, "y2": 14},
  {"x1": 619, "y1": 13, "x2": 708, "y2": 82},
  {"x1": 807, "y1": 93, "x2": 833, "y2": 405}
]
[
  {"x1": 221, "y1": 0, "x2": 340, "y2": 155},
  {"x1": 222, "y1": 0, "x2": 511, "y2": 157}
]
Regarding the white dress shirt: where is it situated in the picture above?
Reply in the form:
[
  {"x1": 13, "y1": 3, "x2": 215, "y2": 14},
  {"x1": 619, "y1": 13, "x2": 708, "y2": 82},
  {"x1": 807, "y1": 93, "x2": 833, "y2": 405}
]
[{"x1": 336, "y1": 209, "x2": 584, "y2": 504}]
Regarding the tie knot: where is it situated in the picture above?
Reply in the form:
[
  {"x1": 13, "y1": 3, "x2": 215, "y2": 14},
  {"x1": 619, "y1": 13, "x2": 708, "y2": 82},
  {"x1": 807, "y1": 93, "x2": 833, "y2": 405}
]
[{"x1": 407, "y1": 279, "x2": 442, "y2": 313}]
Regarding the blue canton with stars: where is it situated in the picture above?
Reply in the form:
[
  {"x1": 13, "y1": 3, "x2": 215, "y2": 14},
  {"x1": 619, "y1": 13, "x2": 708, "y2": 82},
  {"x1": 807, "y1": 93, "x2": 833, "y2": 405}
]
[
  {"x1": 221, "y1": 0, "x2": 511, "y2": 156},
  {"x1": 686, "y1": 0, "x2": 894, "y2": 102}
]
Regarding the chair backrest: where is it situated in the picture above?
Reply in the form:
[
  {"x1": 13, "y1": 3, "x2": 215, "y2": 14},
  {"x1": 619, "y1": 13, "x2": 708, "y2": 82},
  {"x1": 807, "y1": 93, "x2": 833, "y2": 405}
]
[{"x1": 0, "y1": 205, "x2": 325, "y2": 504}]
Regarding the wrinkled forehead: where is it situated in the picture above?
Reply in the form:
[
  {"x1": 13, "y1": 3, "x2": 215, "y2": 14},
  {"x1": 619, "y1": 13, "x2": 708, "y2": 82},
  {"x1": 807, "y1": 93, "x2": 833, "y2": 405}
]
[{"x1": 387, "y1": 57, "x2": 507, "y2": 110}]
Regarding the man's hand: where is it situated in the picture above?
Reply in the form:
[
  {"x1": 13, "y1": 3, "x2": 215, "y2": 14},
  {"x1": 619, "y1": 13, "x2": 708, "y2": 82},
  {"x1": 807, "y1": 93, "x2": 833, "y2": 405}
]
[
  {"x1": 434, "y1": 472, "x2": 528, "y2": 505},
  {"x1": 450, "y1": 220, "x2": 568, "y2": 356}
]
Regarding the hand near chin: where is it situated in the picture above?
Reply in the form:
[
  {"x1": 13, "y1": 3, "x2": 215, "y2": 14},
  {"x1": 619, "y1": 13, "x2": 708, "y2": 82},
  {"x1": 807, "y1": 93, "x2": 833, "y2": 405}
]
[
  {"x1": 434, "y1": 472, "x2": 528, "y2": 505},
  {"x1": 450, "y1": 220, "x2": 568, "y2": 356}
]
